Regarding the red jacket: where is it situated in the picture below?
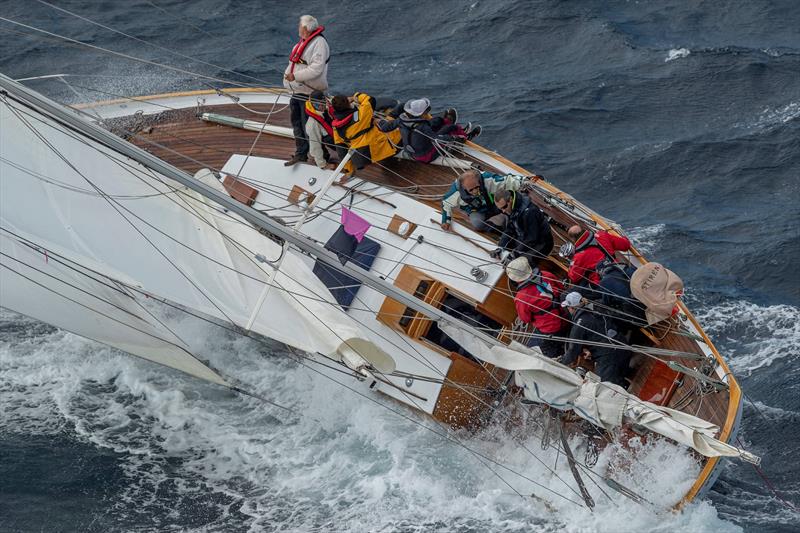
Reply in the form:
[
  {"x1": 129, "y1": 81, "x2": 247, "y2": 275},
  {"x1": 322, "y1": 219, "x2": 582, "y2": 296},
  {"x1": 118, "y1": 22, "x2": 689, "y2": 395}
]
[
  {"x1": 568, "y1": 230, "x2": 631, "y2": 286},
  {"x1": 515, "y1": 270, "x2": 565, "y2": 334}
]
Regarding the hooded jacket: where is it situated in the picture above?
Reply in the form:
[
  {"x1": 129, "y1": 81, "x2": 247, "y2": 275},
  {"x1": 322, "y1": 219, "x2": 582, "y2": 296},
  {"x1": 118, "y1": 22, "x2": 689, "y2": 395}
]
[
  {"x1": 331, "y1": 93, "x2": 401, "y2": 170},
  {"x1": 514, "y1": 270, "x2": 565, "y2": 334},
  {"x1": 568, "y1": 230, "x2": 631, "y2": 286},
  {"x1": 498, "y1": 193, "x2": 554, "y2": 260}
]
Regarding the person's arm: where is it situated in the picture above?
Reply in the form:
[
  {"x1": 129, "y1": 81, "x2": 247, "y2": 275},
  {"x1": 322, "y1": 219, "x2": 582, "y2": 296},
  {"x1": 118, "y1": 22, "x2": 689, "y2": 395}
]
[
  {"x1": 610, "y1": 233, "x2": 631, "y2": 252},
  {"x1": 440, "y1": 185, "x2": 460, "y2": 224},
  {"x1": 376, "y1": 118, "x2": 399, "y2": 133},
  {"x1": 292, "y1": 39, "x2": 329, "y2": 82},
  {"x1": 560, "y1": 320, "x2": 587, "y2": 365},
  {"x1": 567, "y1": 259, "x2": 582, "y2": 284}
]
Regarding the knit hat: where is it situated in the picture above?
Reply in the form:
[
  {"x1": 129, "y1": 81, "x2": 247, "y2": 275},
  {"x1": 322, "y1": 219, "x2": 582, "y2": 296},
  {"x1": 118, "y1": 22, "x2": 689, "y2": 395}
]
[
  {"x1": 403, "y1": 98, "x2": 431, "y2": 117},
  {"x1": 561, "y1": 291, "x2": 583, "y2": 308},
  {"x1": 505, "y1": 257, "x2": 533, "y2": 283}
]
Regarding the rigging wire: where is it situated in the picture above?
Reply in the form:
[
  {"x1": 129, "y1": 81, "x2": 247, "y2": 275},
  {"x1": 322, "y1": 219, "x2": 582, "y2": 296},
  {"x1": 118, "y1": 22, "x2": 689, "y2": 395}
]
[
  {"x1": 33, "y1": 0, "x2": 276, "y2": 88},
  {"x1": 1, "y1": 72, "x2": 744, "y2": 468},
  {"x1": 2, "y1": 96, "x2": 704, "y2": 366}
]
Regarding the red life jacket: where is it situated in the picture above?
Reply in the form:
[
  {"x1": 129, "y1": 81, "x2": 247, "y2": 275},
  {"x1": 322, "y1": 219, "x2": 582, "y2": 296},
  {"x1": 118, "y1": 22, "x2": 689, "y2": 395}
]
[
  {"x1": 289, "y1": 26, "x2": 326, "y2": 74},
  {"x1": 305, "y1": 101, "x2": 333, "y2": 137}
]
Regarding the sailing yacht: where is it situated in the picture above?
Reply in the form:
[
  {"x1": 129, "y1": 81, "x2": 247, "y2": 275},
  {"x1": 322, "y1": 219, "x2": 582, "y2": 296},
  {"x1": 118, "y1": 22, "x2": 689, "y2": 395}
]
[{"x1": 0, "y1": 73, "x2": 758, "y2": 511}]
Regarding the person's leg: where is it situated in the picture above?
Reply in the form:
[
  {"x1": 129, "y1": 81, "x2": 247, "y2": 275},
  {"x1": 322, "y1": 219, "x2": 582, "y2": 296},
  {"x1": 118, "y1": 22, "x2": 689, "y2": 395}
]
[
  {"x1": 593, "y1": 352, "x2": 630, "y2": 387},
  {"x1": 538, "y1": 337, "x2": 565, "y2": 358},
  {"x1": 289, "y1": 93, "x2": 310, "y2": 159}
]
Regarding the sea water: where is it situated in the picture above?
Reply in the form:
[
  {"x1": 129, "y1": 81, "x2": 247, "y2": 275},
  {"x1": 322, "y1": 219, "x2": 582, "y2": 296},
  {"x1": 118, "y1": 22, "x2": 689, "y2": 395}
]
[{"x1": 1, "y1": 1, "x2": 799, "y2": 531}]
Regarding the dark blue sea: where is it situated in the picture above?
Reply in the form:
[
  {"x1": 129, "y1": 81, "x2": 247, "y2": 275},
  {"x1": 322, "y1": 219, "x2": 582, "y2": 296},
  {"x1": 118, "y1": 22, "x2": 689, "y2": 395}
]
[{"x1": 1, "y1": 1, "x2": 799, "y2": 532}]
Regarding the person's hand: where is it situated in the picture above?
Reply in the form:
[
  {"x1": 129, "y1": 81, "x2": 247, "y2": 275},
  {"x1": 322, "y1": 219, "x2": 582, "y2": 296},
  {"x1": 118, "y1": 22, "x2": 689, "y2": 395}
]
[
  {"x1": 326, "y1": 162, "x2": 338, "y2": 170},
  {"x1": 501, "y1": 254, "x2": 513, "y2": 267},
  {"x1": 441, "y1": 222, "x2": 451, "y2": 231},
  {"x1": 284, "y1": 72, "x2": 295, "y2": 82},
  {"x1": 490, "y1": 247, "x2": 503, "y2": 259},
  {"x1": 581, "y1": 348, "x2": 592, "y2": 360}
]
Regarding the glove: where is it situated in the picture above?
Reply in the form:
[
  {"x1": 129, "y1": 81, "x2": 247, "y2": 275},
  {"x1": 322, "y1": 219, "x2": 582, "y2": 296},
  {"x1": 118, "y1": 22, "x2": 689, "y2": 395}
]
[
  {"x1": 501, "y1": 254, "x2": 513, "y2": 267},
  {"x1": 489, "y1": 247, "x2": 503, "y2": 259}
]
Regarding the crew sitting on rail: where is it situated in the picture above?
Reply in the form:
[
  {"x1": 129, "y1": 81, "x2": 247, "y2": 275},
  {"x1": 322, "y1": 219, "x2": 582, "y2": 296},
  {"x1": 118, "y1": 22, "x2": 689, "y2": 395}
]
[
  {"x1": 440, "y1": 169, "x2": 526, "y2": 232},
  {"x1": 377, "y1": 99, "x2": 481, "y2": 163},
  {"x1": 304, "y1": 91, "x2": 337, "y2": 170},
  {"x1": 329, "y1": 92, "x2": 401, "y2": 174},
  {"x1": 563, "y1": 225, "x2": 631, "y2": 289},
  {"x1": 595, "y1": 259, "x2": 648, "y2": 330},
  {"x1": 558, "y1": 291, "x2": 632, "y2": 387},
  {"x1": 490, "y1": 189, "x2": 554, "y2": 265},
  {"x1": 506, "y1": 257, "x2": 569, "y2": 358}
]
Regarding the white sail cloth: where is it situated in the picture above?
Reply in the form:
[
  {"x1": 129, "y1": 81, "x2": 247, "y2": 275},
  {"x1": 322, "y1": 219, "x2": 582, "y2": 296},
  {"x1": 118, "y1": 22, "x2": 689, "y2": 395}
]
[
  {"x1": 0, "y1": 231, "x2": 229, "y2": 386},
  {"x1": 440, "y1": 324, "x2": 755, "y2": 461},
  {"x1": 0, "y1": 94, "x2": 392, "y2": 380}
]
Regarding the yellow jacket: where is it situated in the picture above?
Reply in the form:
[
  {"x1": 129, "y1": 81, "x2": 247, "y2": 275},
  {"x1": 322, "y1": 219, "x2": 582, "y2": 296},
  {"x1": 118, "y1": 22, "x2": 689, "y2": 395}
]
[{"x1": 332, "y1": 92, "x2": 400, "y2": 169}]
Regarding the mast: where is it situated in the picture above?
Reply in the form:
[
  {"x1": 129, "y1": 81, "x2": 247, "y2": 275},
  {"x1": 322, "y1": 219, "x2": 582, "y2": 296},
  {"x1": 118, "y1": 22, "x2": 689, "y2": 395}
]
[{"x1": 0, "y1": 74, "x2": 504, "y2": 351}]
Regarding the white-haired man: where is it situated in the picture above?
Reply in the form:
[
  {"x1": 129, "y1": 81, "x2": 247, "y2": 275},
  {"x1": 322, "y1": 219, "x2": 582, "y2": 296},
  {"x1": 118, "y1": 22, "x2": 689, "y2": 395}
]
[{"x1": 283, "y1": 15, "x2": 330, "y2": 166}]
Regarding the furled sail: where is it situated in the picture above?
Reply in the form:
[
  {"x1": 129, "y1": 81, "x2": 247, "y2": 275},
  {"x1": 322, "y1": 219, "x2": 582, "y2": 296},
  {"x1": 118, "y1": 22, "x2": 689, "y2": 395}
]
[
  {"x1": 0, "y1": 77, "x2": 391, "y2": 375},
  {"x1": 439, "y1": 324, "x2": 760, "y2": 464}
]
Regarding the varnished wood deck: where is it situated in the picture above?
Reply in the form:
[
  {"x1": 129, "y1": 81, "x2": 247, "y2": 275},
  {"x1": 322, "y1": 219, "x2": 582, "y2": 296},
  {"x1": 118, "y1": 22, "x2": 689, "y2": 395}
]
[{"x1": 110, "y1": 101, "x2": 731, "y2": 439}]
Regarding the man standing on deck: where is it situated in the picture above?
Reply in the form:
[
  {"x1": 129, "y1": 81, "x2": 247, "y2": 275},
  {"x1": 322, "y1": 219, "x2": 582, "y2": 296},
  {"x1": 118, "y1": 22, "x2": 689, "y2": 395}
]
[{"x1": 283, "y1": 15, "x2": 330, "y2": 167}]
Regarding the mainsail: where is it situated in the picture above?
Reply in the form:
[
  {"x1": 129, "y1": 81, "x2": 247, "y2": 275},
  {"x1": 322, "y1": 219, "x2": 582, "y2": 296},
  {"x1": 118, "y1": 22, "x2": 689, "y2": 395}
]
[{"x1": 0, "y1": 74, "x2": 391, "y2": 382}]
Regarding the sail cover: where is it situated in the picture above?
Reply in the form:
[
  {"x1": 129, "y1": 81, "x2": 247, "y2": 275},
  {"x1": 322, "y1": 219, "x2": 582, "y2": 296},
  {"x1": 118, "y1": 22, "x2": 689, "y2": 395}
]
[
  {"x1": 440, "y1": 324, "x2": 757, "y2": 462},
  {"x1": 0, "y1": 86, "x2": 391, "y2": 375}
]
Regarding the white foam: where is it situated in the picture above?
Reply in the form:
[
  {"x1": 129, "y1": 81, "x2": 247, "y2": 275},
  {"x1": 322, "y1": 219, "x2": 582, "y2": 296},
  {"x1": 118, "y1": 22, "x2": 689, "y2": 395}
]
[
  {"x1": 665, "y1": 48, "x2": 691, "y2": 62},
  {"x1": 627, "y1": 223, "x2": 667, "y2": 256},
  {"x1": 695, "y1": 300, "x2": 800, "y2": 374},
  {"x1": 0, "y1": 309, "x2": 743, "y2": 531}
]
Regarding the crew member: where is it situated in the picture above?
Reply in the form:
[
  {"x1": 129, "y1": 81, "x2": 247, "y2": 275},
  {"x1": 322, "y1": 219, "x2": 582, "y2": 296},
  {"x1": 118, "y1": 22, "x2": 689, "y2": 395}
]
[
  {"x1": 377, "y1": 99, "x2": 481, "y2": 163},
  {"x1": 595, "y1": 259, "x2": 647, "y2": 329},
  {"x1": 305, "y1": 91, "x2": 336, "y2": 169},
  {"x1": 506, "y1": 257, "x2": 568, "y2": 358},
  {"x1": 330, "y1": 93, "x2": 401, "y2": 173},
  {"x1": 491, "y1": 189, "x2": 554, "y2": 265},
  {"x1": 440, "y1": 169, "x2": 525, "y2": 232},
  {"x1": 566, "y1": 225, "x2": 631, "y2": 288},
  {"x1": 283, "y1": 15, "x2": 330, "y2": 167},
  {"x1": 559, "y1": 291, "x2": 631, "y2": 387}
]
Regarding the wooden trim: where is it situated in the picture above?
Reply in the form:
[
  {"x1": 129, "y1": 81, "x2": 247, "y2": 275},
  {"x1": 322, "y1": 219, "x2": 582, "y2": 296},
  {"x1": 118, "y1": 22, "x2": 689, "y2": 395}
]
[
  {"x1": 222, "y1": 175, "x2": 259, "y2": 206},
  {"x1": 288, "y1": 184, "x2": 316, "y2": 206},
  {"x1": 387, "y1": 214, "x2": 417, "y2": 239}
]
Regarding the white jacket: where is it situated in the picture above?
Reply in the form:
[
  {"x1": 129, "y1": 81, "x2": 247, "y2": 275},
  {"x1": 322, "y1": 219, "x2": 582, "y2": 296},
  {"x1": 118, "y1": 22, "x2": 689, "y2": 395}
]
[{"x1": 283, "y1": 34, "x2": 330, "y2": 95}]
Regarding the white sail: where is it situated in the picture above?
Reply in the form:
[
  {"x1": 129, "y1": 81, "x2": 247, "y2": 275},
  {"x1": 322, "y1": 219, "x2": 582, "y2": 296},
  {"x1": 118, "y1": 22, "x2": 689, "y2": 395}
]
[
  {"x1": 0, "y1": 85, "x2": 390, "y2": 373},
  {"x1": 439, "y1": 324, "x2": 759, "y2": 463},
  {"x1": 0, "y1": 230, "x2": 229, "y2": 386}
]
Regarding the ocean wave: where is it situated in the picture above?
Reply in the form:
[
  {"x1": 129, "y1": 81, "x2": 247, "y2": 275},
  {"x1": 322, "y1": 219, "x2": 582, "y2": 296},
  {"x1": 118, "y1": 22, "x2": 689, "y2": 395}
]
[
  {"x1": 0, "y1": 310, "x2": 742, "y2": 532},
  {"x1": 626, "y1": 223, "x2": 667, "y2": 256},
  {"x1": 695, "y1": 300, "x2": 800, "y2": 375},
  {"x1": 665, "y1": 48, "x2": 691, "y2": 62}
]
